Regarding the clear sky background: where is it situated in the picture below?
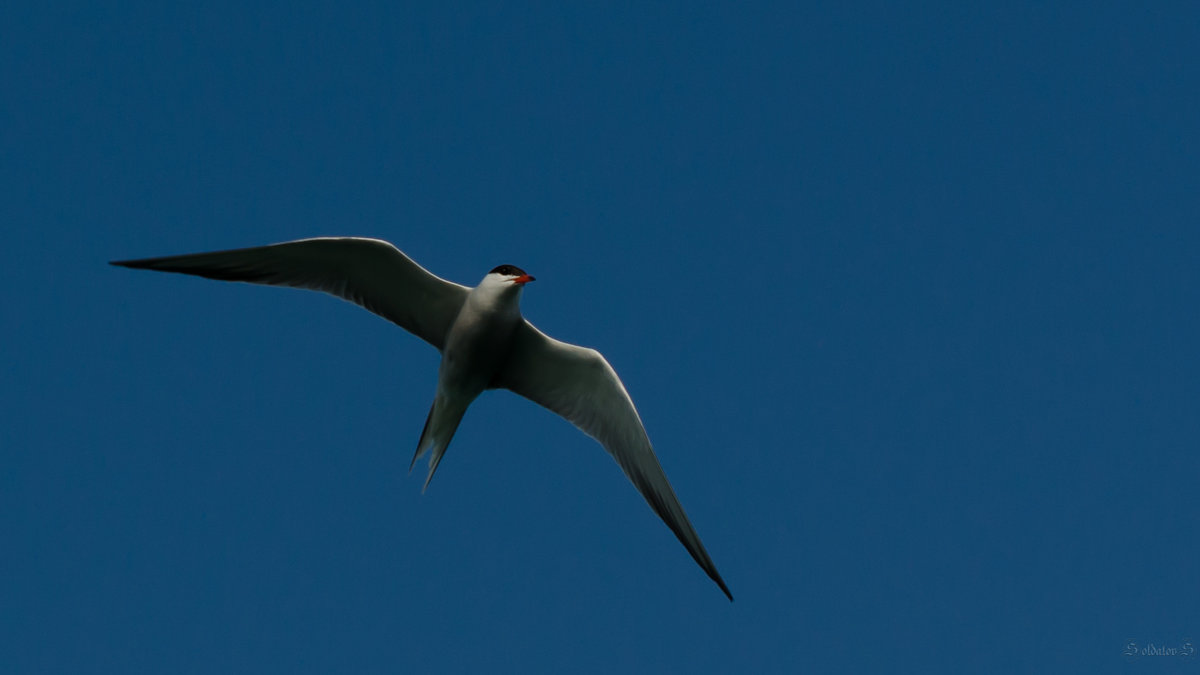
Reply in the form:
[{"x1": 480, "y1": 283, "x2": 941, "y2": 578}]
[{"x1": 3, "y1": 2, "x2": 1199, "y2": 673}]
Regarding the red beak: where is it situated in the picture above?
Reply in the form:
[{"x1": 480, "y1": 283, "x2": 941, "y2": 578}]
[{"x1": 512, "y1": 274, "x2": 535, "y2": 285}]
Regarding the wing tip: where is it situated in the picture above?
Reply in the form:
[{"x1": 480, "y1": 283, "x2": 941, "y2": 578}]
[
  {"x1": 715, "y1": 575, "x2": 734, "y2": 602},
  {"x1": 110, "y1": 257, "x2": 167, "y2": 270}
]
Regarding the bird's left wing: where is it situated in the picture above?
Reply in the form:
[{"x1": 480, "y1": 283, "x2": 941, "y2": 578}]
[
  {"x1": 111, "y1": 237, "x2": 469, "y2": 350},
  {"x1": 490, "y1": 320, "x2": 732, "y2": 600}
]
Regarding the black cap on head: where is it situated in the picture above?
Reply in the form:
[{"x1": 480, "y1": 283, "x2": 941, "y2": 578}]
[{"x1": 489, "y1": 264, "x2": 527, "y2": 276}]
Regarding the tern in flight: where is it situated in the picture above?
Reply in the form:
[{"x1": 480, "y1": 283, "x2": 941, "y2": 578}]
[{"x1": 112, "y1": 237, "x2": 731, "y2": 600}]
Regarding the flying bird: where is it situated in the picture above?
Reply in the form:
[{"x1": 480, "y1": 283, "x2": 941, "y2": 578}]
[{"x1": 111, "y1": 237, "x2": 731, "y2": 600}]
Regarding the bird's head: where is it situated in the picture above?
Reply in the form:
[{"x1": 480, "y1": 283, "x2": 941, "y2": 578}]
[{"x1": 486, "y1": 264, "x2": 536, "y2": 287}]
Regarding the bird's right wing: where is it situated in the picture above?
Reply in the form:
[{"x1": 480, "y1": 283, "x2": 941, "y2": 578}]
[
  {"x1": 491, "y1": 320, "x2": 732, "y2": 600},
  {"x1": 111, "y1": 237, "x2": 469, "y2": 350}
]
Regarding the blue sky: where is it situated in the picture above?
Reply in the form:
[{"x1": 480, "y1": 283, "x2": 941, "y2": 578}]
[{"x1": 3, "y1": 2, "x2": 1199, "y2": 672}]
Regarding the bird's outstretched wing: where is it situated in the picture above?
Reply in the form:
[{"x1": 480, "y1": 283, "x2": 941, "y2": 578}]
[
  {"x1": 491, "y1": 320, "x2": 732, "y2": 600},
  {"x1": 111, "y1": 237, "x2": 469, "y2": 350}
]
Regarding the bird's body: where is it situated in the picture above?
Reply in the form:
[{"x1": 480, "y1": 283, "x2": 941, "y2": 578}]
[
  {"x1": 442, "y1": 271, "x2": 525, "y2": 394},
  {"x1": 413, "y1": 268, "x2": 529, "y2": 490},
  {"x1": 112, "y1": 237, "x2": 731, "y2": 600}
]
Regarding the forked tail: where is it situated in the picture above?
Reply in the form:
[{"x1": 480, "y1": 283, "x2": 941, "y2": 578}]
[{"x1": 410, "y1": 395, "x2": 469, "y2": 492}]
